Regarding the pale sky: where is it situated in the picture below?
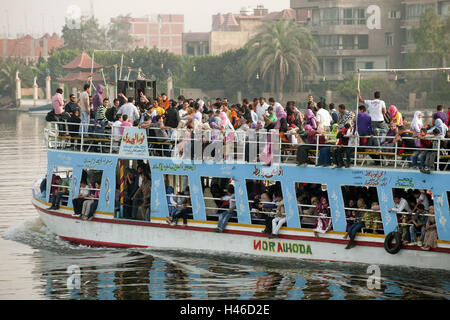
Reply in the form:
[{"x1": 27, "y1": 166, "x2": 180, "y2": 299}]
[{"x1": 0, "y1": 0, "x2": 290, "y2": 37}]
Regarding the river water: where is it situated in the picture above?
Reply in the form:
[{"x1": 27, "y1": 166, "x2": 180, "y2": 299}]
[{"x1": 0, "y1": 111, "x2": 449, "y2": 300}]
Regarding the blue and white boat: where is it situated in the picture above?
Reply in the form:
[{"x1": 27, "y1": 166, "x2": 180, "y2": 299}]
[{"x1": 32, "y1": 119, "x2": 450, "y2": 271}]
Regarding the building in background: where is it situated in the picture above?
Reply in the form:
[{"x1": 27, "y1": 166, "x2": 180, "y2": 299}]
[
  {"x1": 112, "y1": 15, "x2": 184, "y2": 55},
  {"x1": 182, "y1": 32, "x2": 210, "y2": 56},
  {"x1": 0, "y1": 33, "x2": 63, "y2": 64},
  {"x1": 183, "y1": 5, "x2": 296, "y2": 56},
  {"x1": 290, "y1": 0, "x2": 450, "y2": 80}
]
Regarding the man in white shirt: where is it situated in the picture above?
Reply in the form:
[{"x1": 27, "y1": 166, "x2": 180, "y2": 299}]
[
  {"x1": 316, "y1": 101, "x2": 333, "y2": 132},
  {"x1": 356, "y1": 88, "x2": 388, "y2": 144},
  {"x1": 256, "y1": 97, "x2": 269, "y2": 123},
  {"x1": 116, "y1": 97, "x2": 140, "y2": 124},
  {"x1": 411, "y1": 190, "x2": 430, "y2": 211},
  {"x1": 268, "y1": 97, "x2": 283, "y2": 113},
  {"x1": 389, "y1": 196, "x2": 411, "y2": 213}
]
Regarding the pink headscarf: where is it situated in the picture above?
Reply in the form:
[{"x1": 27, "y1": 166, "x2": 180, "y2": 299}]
[
  {"x1": 274, "y1": 106, "x2": 287, "y2": 130},
  {"x1": 304, "y1": 125, "x2": 313, "y2": 132},
  {"x1": 389, "y1": 105, "x2": 398, "y2": 119}
]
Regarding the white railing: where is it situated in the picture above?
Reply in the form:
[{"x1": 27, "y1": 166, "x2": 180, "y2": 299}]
[{"x1": 45, "y1": 121, "x2": 450, "y2": 171}]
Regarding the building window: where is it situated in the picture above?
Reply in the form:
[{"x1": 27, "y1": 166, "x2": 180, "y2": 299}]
[
  {"x1": 388, "y1": 11, "x2": 401, "y2": 19},
  {"x1": 321, "y1": 8, "x2": 340, "y2": 25},
  {"x1": 342, "y1": 8, "x2": 366, "y2": 25},
  {"x1": 385, "y1": 32, "x2": 394, "y2": 47},
  {"x1": 343, "y1": 59, "x2": 356, "y2": 73},
  {"x1": 342, "y1": 35, "x2": 356, "y2": 50},
  {"x1": 406, "y1": 4, "x2": 436, "y2": 19},
  {"x1": 325, "y1": 59, "x2": 339, "y2": 75},
  {"x1": 357, "y1": 61, "x2": 374, "y2": 69},
  {"x1": 357, "y1": 35, "x2": 369, "y2": 49},
  {"x1": 406, "y1": 30, "x2": 415, "y2": 44}
]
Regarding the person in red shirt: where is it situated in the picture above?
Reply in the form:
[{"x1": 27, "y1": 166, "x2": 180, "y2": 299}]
[{"x1": 409, "y1": 128, "x2": 431, "y2": 169}]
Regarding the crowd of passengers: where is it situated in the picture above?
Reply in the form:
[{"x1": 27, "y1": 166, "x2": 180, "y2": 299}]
[{"x1": 50, "y1": 84, "x2": 450, "y2": 172}]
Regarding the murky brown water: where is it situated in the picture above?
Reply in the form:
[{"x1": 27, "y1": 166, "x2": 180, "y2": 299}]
[{"x1": 0, "y1": 111, "x2": 449, "y2": 300}]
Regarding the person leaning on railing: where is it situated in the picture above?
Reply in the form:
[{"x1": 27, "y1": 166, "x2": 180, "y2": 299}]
[{"x1": 421, "y1": 128, "x2": 445, "y2": 174}]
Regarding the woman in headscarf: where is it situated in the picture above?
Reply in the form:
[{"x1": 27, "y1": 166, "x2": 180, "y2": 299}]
[
  {"x1": 92, "y1": 84, "x2": 105, "y2": 113},
  {"x1": 304, "y1": 108, "x2": 317, "y2": 130},
  {"x1": 427, "y1": 118, "x2": 448, "y2": 136},
  {"x1": 410, "y1": 111, "x2": 423, "y2": 136},
  {"x1": 313, "y1": 196, "x2": 332, "y2": 237},
  {"x1": 421, "y1": 206, "x2": 438, "y2": 251},
  {"x1": 389, "y1": 105, "x2": 403, "y2": 126}
]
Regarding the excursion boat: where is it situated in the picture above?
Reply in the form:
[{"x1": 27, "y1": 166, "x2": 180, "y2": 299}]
[{"x1": 32, "y1": 120, "x2": 450, "y2": 271}]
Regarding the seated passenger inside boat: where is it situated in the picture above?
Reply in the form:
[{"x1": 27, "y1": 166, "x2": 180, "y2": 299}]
[
  {"x1": 48, "y1": 175, "x2": 69, "y2": 210},
  {"x1": 214, "y1": 185, "x2": 236, "y2": 233}
]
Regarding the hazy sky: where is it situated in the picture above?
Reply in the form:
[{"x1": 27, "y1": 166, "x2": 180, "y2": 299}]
[{"x1": 1, "y1": 0, "x2": 290, "y2": 37}]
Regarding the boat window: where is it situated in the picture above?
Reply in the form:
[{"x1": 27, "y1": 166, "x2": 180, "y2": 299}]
[
  {"x1": 50, "y1": 166, "x2": 73, "y2": 206},
  {"x1": 200, "y1": 177, "x2": 235, "y2": 222},
  {"x1": 115, "y1": 159, "x2": 151, "y2": 220},
  {"x1": 164, "y1": 174, "x2": 192, "y2": 221},
  {"x1": 341, "y1": 185, "x2": 383, "y2": 234},
  {"x1": 246, "y1": 179, "x2": 283, "y2": 226},
  {"x1": 80, "y1": 168, "x2": 103, "y2": 200},
  {"x1": 295, "y1": 182, "x2": 330, "y2": 229},
  {"x1": 391, "y1": 188, "x2": 434, "y2": 237}
]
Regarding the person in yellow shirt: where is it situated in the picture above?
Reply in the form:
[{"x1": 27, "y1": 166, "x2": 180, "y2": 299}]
[{"x1": 389, "y1": 105, "x2": 403, "y2": 126}]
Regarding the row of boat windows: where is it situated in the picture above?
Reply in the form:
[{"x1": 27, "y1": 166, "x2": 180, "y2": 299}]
[{"x1": 45, "y1": 160, "x2": 446, "y2": 234}]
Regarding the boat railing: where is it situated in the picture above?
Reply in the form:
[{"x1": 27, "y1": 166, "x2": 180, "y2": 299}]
[{"x1": 45, "y1": 121, "x2": 450, "y2": 171}]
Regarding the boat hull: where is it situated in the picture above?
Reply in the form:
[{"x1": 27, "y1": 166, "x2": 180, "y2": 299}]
[{"x1": 33, "y1": 197, "x2": 450, "y2": 271}]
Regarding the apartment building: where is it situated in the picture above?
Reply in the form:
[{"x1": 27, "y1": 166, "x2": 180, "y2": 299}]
[
  {"x1": 291, "y1": 0, "x2": 450, "y2": 80},
  {"x1": 0, "y1": 33, "x2": 63, "y2": 64},
  {"x1": 112, "y1": 15, "x2": 184, "y2": 55}
]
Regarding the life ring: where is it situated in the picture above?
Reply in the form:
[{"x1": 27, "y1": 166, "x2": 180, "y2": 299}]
[{"x1": 384, "y1": 231, "x2": 402, "y2": 254}]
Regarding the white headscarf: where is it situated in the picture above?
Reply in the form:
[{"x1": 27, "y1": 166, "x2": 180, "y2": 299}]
[
  {"x1": 428, "y1": 118, "x2": 448, "y2": 136},
  {"x1": 410, "y1": 111, "x2": 423, "y2": 134}
]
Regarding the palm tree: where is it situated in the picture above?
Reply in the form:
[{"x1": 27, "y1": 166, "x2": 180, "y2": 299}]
[
  {"x1": 0, "y1": 58, "x2": 35, "y2": 104},
  {"x1": 246, "y1": 19, "x2": 319, "y2": 98}
]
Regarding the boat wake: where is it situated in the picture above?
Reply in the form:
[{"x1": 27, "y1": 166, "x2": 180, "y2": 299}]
[{"x1": 2, "y1": 217, "x2": 110, "y2": 254}]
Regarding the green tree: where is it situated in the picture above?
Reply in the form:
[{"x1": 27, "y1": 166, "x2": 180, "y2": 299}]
[
  {"x1": 107, "y1": 15, "x2": 135, "y2": 51},
  {"x1": 246, "y1": 19, "x2": 319, "y2": 97},
  {"x1": 0, "y1": 58, "x2": 36, "y2": 104},
  {"x1": 62, "y1": 16, "x2": 107, "y2": 51},
  {"x1": 410, "y1": 7, "x2": 450, "y2": 67}
]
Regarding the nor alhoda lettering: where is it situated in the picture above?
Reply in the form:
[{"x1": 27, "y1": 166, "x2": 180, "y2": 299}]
[{"x1": 253, "y1": 239, "x2": 312, "y2": 255}]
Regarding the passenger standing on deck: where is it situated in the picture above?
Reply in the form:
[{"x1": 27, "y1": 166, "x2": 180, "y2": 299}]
[
  {"x1": 52, "y1": 88, "x2": 65, "y2": 116},
  {"x1": 116, "y1": 97, "x2": 140, "y2": 124},
  {"x1": 215, "y1": 185, "x2": 236, "y2": 233},
  {"x1": 79, "y1": 84, "x2": 91, "y2": 135},
  {"x1": 356, "y1": 88, "x2": 388, "y2": 145},
  {"x1": 92, "y1": 84, "x2": 104, "y2": 113},
  {"x1": 315, "y1": 102, "x2": 332, "y2": 132}
]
